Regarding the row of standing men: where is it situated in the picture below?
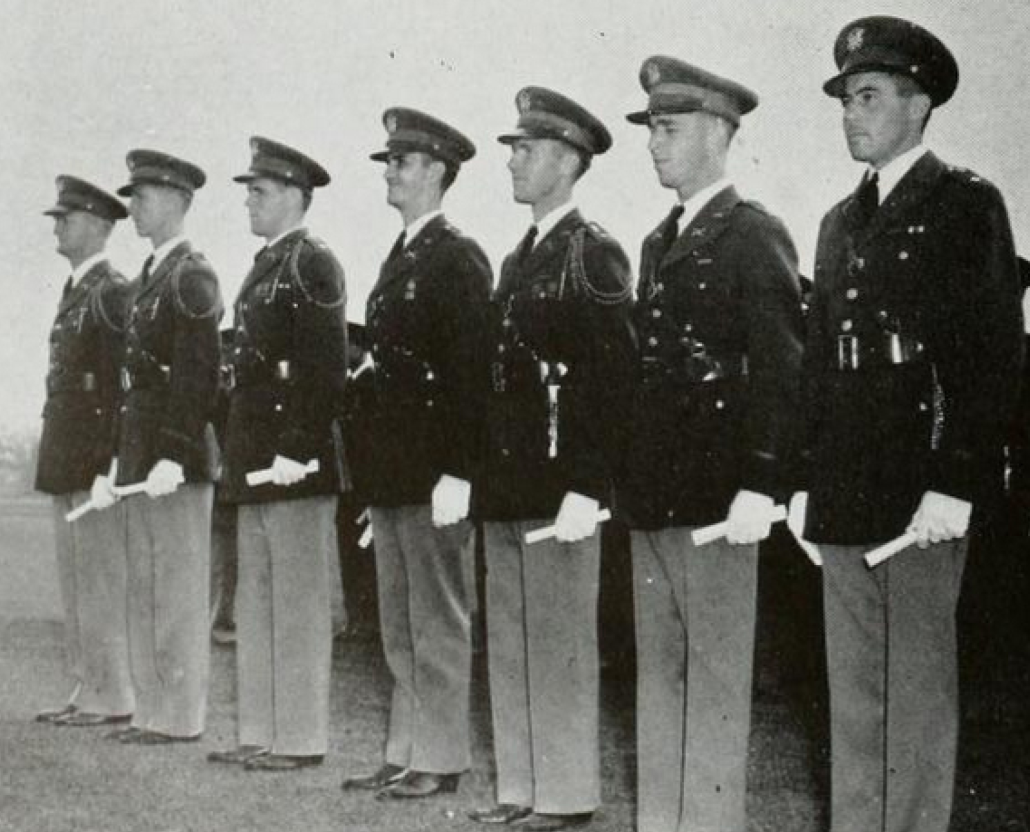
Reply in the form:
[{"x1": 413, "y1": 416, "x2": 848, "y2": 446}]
[{"x1": 33, "y1": 16, "x2": 1025, "y2": 832}]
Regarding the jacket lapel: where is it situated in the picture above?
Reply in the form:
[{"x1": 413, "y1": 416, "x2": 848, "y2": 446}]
[
  {"x1": 238, "y1": 230, "x2": 304, "y2": 300},
  {"x1": 661, "y1": 186, "x2": 740, "y2": 269},
  {"x1": 135, "y1": 241, "x2": 192, "y2": 304},
  {"x1": 371, "y1": 215, "x2": 450, "y2": 297},
  {"x1": 522, "y1": 209, "x2": 581, "y2": 277},
  {"x1": 56, "y1": 261, "x2": 106, "y2": 317},
  {"x1": 859, "y1": 152, "x2": 945, "y2": 243}
]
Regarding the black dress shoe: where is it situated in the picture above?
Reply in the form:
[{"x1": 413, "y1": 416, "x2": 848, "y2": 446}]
[
  {"x1": 511, "y1": 812, "x2": 594, "y2": 831},
  {"x1": 120, "y1": 730, "x2": 201, "y2": 745},
  {"x1": 56, "y1": 711, "x2": 132, "y2": 727},
  {"x1": 105, "y1": 725, "x2": 141, "y2": 741},
  {"x1": 341, "y1": 763, "x2": 407, "y2": 791},
  {"x1": 375, "y1": 770, "x2": 459, "y2": 800},
  {"x1": 244, "y1": 753, "x2": 323, "y2": 771},
  {"x1": 469, "y1": 804, "x2": 534, "y2": 824},
  {"x1": 207, "y1": 745, "x2": 270, "y2": 764},
  {"x1": 35, "y1": 704, "x2": 77, "y2": 724}
]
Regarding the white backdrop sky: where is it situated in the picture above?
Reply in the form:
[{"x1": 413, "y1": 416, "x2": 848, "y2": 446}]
[{"x1": 2, "y1": 0, "x2": 1028, "y2": 429}]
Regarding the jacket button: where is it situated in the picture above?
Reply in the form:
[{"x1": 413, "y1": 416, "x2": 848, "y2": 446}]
[
  {"x1": 501, "y1": 448, "x2": 510, "y2": 457},
  {"x1": 898, "y1": 251, "x2": 909, "y2": 260},
  {"x1": 841, "y1": 319, "x2": 853, "y2": 332},
  {"x1": 715, "y1": 399, "x2": 725, "y2": 410},
  {"x1": 684, "y1": 323, "x2": 693, "y2": 333},
  {"x1": 648, "y1": 336, "x2": 658, "y2": 347},
  {"x1": 846, "y1": 288, "x2": 858, "y2": 300},
  {"x1": 652, "y1": 308, "x2": 662, "y2": 318},
  {"x1": 698, "y1": 282, "x2": 707, "y2": 290}
]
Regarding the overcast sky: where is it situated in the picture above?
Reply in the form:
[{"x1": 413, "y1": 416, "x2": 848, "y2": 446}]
[{"x1": 2, "y1": 0, "x2": 1028, "y2": 430}]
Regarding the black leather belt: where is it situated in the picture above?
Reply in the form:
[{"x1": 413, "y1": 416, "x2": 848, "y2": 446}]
[
  {"x1": 46, "y1": 372, "x2": 97, "y2": 394},
  {"x1": 120, "y1": 365, "x2": 170, "y2": 391},
  {"x1": 641, "y1": 354, "x2": 749, "y2": 385},
  {"x1": 224, "y1": 359, "x2": 293, "y2": 390},
  {"x1": 835, "y1": 332, "x2": 925, "y2": 371}
]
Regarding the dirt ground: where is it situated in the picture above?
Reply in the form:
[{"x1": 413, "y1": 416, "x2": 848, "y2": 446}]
[{"x1": 1, "y1": 498, "x2": 1027, "y2": 832}]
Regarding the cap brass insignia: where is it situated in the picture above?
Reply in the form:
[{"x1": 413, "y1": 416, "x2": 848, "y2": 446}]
[
  {"x1": 517, "y1": 89, "x2": 532, "y2": 113},
  {"x1": 846, "y1": 27, "x2": 865, "y2": 52},
  {"x1": 645, "y1": 61, "x2": 662, "y2": 87},
  {"x1": 385, "y1": 113, "x2": 398, "y2": 134}
]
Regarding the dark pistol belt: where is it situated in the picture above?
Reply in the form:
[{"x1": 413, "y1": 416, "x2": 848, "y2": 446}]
[
  {"x1": 835, "y1": 332, "x2": 925, "y2": 371},
  {"x1": 120, "y1": 364, "x2": 170, "y2": 391},
  {"x1": 223, "y1": 359, "x2": 293, "y2": 390},
  {"x1": 46, "y1": 372, "x2": 97, "y2": 394},
  {"x1": 641, "y1": 353, "x2": 749, "y2": 385}
]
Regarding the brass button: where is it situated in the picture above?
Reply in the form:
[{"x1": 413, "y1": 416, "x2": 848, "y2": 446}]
[
  {"x1": 846, "y1": 288, "x2": 858, "y2": 301},
  {"x1": 841, "y1": 319, "x2": 853, "y2": 332}
]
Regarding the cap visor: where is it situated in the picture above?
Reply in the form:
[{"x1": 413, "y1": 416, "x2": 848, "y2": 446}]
[
  {"x1": 822, "y1": 72, "x2": 848, "y2": 98},
  {"x1": 232, "y1": 172, "x2": 257, "y2": 183},
  {"x1": 369, "y1": 150, "x2": 390, "y2": 162},
  {"x1": 115, "y1": 183, "x2": 134, "y2": 197},
  {"x1": 42, "y1": 205, "x2": 69, "y2": 217},
  {"x1": 625, "y1": 109, "x2": 651, "y2": 124}
]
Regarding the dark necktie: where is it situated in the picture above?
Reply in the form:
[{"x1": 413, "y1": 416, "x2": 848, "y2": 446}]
[
  {"x1": 140, "y1": 254, "x2": 155, "y2": 286},
  {"x1": 516, "y1": 225, "x2": 538, "y2": 267},
  {"x1": 855, "y1": 171, "x2": 880, "y2": 228},
  {"x1": 658, "y1": 204, "x2": 685, "y2": 260}
]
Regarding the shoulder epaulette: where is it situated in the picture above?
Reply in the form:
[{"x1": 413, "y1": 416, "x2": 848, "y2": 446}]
[
  {"x1": 171, "y1": 251, "x2": 223, "y2": 319},
  {"x1": 291, "y1": 233, "x2": 346, "y2": 309}
]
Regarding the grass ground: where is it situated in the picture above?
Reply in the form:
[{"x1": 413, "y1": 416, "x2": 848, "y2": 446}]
[{"x1": 1, "y1": 500, "x2": 1027, "y2": 832}]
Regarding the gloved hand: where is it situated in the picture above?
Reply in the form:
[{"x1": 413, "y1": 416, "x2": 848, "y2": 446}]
[
  {"x1": 431, "y1": 474, "x2": 471, "y2": 527},
  {"x1": 270, "y1": 454, "x2": 310, "y2": 487},
  {"x1": 90, "y1": 473, "x2": 117, "y2": 510},
  {"x1": 145, "y1": 459, "x2": 184, "y2": 498},
  {"x1": 908, "y1": 490, "x2": 972, "y2": 548},
  {"x1": 554, "y1": 491, "x2": 601, "y2": 543},
  {"x1": 724, "y1": 489, "x2": 776, "y2": 545}
]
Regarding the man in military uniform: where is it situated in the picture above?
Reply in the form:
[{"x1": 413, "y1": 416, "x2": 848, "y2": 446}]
[
  {"x1": 34, "y1": 176, "x2": 134, "y2": 728},
  {"x1": 469, "y1": 88, "x2": 635, "y2": 831},
  {"x1": 111, "y1": 150, "x2": 223, "y2": 745},
  {"x1": 619, "y1": 58, "x2": 803, "y2": 832},
  {"x1": 340, "y1": 109, "x2": 491, "y2": 799},
  {"x1": 207, "y1": 138, "x2": 348, "y2": 771},
  {"x1": 795, "y1": 18, "x2": 1024, "y2": 832}
]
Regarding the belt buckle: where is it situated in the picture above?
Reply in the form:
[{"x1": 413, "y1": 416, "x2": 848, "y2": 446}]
[
  {"x1": 221, "y1": 364, "x2": 236, "y2": 390},
  {"x1": 837, "y1": 334, "x2": 859, "y2": 371},
  {"x1": 120, "y1": 367, "x2": 132, "y2": 391}
]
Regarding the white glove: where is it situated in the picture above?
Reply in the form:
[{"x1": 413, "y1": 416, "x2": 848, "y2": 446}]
[
  {"x1": 431, "y1": 474, "x2": 471, "y2": 527},
  {"x1": 554, "y1": 492, "x2": 601, "y2": 543},
  {"x1": 724, "y1": 489, "x2": 776, "y2": 545},
  {"x1": 270, "y1": 454, "x2": 310, "y2": 487},
  {"x1": 908, "y1": 490, "x2": 972, "y2": 548},
  {"x1": 90, "y1": 473, "x2": 117, "y2": 510},
  {"x1": 787, "y1": 491, "x2": 823, "y2": 566},
  {"x1": 145, "y1": 459, "x2": 184, "y2": 498}
]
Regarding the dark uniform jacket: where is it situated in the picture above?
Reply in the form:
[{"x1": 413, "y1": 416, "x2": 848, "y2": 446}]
[
  {"x1": 36, "y1": 260, "x2": 132, "y2": 495},
  {"x1": 801, "y1": 152, "x2": 1024, "y2": 545},
  {"x1": 616, "y1": 187, "x2": 804, "y2": 529},
  {"x1": 220, "y1": 230, "x2": 348, "y2": 504},
  {"x1": 115, "y1": 241, "x2": 223, "y2": 486},
  {"x1": 354, "y1": 215, "x2": 493, "y2": 507},
  {"x1": 476, "y1": 209, "x2": 635, "y2": 521}
]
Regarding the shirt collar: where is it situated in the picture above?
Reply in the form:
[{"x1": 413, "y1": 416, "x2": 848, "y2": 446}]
[
  {"x1": 149, "y1": 234, "x2": 188, "y2": 273},
  {"x1": 533, "y1": 202, "x2": 577, "y2": 247},
  {"x1": 266, "y1": 225, "x2": 306, "y2": 251},
  {"x1": 677, "y1": 178, "x2": 732, "y2": 233},
  {"x1": 871, "y1": 144, "x2": 928, "y2": 204},
  {"x1": 70, "y1": 252, "x2": 107, "y2": 286},
  {"x1": 404, "y1": 210, "x2": 443, "y2": 246}
]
